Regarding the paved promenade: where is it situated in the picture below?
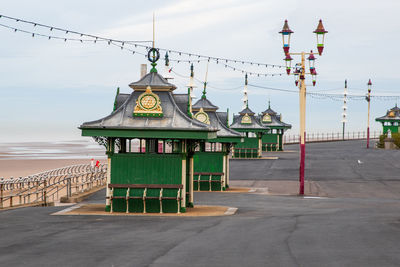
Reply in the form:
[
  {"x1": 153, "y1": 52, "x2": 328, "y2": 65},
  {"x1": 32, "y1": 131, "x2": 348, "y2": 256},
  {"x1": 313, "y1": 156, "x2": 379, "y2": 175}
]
[{"x1": 1, "y1": 140, "x2": 400, "y2": 267}]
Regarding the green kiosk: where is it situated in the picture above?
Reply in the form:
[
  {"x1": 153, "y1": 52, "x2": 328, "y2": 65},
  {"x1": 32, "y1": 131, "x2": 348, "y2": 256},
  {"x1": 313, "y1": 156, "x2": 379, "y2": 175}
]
[
  {"x1": 258, "y1": 101, "x2": 291, "y2": 151},
  {"x1": 230, "y1": 74, "x2": 267, "y2": 158},
  {"x1": 376, "y1": 105, "x2": 400, "y2": 134},
  {"x1": 192, "y1": 82, "x2": 242, "y2": 191},
  {"x1": 80, "y1": 49, "x2": 217, "y2": 213}
]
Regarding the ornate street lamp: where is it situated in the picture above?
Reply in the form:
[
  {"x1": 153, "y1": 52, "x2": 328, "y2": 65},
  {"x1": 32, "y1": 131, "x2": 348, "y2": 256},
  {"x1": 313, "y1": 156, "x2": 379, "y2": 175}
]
[
  {"x1": 279, "y1": 20, "x2": 293, "y2": 55},
  {"x1": 314, "y1": 20, "x2": 328, "y2": 55},
  {"x1": 366, "y1": 79, "x2": 372, "y2": 148},
  {"x1": 279, "y1": 19, "x2": 328, "y2": 195}
]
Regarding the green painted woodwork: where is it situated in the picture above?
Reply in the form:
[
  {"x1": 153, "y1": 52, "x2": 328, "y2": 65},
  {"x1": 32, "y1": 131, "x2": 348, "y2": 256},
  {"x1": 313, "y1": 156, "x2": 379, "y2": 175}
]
[
  {"x1": 113, "y1": 87, "x2": 120, "y2": 111},
  {"x1": 193, "y1": 152, "x2": 224, "y2": 191},
  {"x1": 235, "y1": 137, "x2": 259, "y2": 149},
  {"x1": 381, "y1": 124, "x2": 400, "y2": 134},
  {"x1": 110, "y1": 153, "x2": 183, "y2": 213},
  {"x1": 81, "y1": 128, "x2": 216, "y2": 140},
  {"x1": 132, "y1": 113, "x2": 163, "y2": 117},
  {"x1": 262, "y1": 134, "x2": 283, "y2": 151},
  {"x1": 233, "y1": 137, "x2": 260, "y2": 158}
]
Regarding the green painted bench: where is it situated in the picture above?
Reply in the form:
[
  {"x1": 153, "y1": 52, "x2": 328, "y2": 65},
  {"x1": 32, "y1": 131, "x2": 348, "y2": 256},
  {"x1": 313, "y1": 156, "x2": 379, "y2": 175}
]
[
  {"x1": 262, "y1": 142, "x2": 278, "y2": 151},
  {"x1": 193, "y1": 172, "x2": 224, "y2": 191},
  {"x1": 234, "y1": 148, "x2": 258, "y2": 158},
  {"x1": 108, "y1": 184, "x2": 183, "y2": 214}
]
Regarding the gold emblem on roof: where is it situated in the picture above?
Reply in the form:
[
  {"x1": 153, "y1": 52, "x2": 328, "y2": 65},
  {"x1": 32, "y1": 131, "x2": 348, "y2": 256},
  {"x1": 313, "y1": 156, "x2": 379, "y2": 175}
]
[
  {"x1": 133, "y1": 86, "x2": 163, "y2": 117},
  {"x1": 241, "y1": 114, "x2": 252, "y2": 124},
  {"x1": 194, "y1": 108, "x2": 210, "y2": 124},
  {"x1": 262, "y1": 114, "x2": 272, "y2": 123}
]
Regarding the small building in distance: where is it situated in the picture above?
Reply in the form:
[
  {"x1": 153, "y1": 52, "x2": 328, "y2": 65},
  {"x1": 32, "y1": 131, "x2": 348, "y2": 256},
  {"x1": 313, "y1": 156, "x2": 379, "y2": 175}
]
[
  {"x1": 258, "y1": 101, "x2": 292, "y2": 151},
  {"x1": 230, "y1": 104, "x2": 266, "y2": 158},
  {"x1": 375, "y1": 104, "x2": 400, "y2": 134},
  {"x1": 192, "y1": 83, "x2": 242, "y2": 190}
]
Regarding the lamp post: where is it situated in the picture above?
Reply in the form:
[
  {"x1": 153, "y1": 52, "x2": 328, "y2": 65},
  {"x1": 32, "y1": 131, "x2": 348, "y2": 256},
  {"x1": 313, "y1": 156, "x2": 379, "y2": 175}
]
[
  {"x1": 342, "y1": 80, "x2": 347, "y2": 140},
  {"x1": 366, "y1": 79, "x2": 372, "y2": 148},
  {"x1": 279, "y1": 19, "x2": 328, "y2": 195}
]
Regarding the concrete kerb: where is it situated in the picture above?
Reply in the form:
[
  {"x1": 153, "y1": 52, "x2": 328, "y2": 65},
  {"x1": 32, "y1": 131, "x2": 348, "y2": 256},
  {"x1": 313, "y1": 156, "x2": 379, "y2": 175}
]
[{"x1": 52, "y1": 204, "x2": 238, "y2": 217}]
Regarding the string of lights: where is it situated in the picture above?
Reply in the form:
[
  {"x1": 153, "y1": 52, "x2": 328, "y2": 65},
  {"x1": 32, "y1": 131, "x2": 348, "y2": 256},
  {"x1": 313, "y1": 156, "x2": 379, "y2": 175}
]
[
  {"x1": 0, "y1": 13, "x2": 286, "y2": 70},
  {"x1": 248, "y1": 84, "x2": 400, "y2": 100}
]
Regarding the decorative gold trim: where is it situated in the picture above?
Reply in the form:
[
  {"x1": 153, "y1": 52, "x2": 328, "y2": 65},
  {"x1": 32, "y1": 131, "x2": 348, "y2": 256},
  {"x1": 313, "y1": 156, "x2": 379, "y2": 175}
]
[
  {"x1": 241, "y1": 114, "x2": 251, "y2": 124},
  {"x1": 194, "y1": 108, "x2": 210, "y2": 124},
  {"x1": 133, "y1": 86, "x2": 163, "y2": 117},
  {"x1": 262, "y1": 114, "x2": 272, "y2": 123}
]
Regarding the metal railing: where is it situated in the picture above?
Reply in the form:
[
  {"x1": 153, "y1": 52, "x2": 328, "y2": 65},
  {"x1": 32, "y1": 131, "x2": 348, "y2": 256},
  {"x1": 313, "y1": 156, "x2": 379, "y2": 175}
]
[
  {"x1": 0, "y1": 164, "x2": 107, "y2": 209},
  {"x1": 284, "y1": 131, "x2": 382, "y2": 144}
]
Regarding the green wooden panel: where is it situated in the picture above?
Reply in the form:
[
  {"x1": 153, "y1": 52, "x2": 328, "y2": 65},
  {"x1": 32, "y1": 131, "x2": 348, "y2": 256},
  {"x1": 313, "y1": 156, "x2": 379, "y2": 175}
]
[
  {"x1": 235, "y1": 137, "x2": 259, "y2": 149},
  {"x1": 110, "y1": 153, "x2": 183, "y2": 213},
  {"x1": 193, "y1": 152, "x2": 224, "y2": 191},
  {"x1": 383, "y1": 125, "x2": 399, "y2": 134}
]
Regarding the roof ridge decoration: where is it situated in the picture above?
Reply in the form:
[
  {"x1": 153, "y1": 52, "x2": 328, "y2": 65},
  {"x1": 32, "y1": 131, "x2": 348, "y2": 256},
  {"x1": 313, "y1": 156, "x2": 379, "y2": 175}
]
[
  {"x1": 194, "y1": 107, "x2": 210, "y2": 125},
  {"x1": 133, "y1": 86, "x2": 163, "y2": 117}
]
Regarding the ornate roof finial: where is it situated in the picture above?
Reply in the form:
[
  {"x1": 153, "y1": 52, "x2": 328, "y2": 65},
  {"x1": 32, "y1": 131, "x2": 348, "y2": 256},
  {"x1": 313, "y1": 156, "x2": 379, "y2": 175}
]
[
  {"x1": 165, "y1": 51, "x2": 169, "y2": 67},
  {"x1": 148, "y1": 13, "x2": 159, "y2": 73},
  {"x1": 202, "y1": 62, "x2": 209, "y2": 99},
  {"x1": 242, "y1": 73, "x2": 248, "y2": 110},
  {"x1": 113, "y1": 87, "x2": 120, "y2": 111},
  {"x1": 268, "y1": 99, "x2": 271, "y2": 109}
]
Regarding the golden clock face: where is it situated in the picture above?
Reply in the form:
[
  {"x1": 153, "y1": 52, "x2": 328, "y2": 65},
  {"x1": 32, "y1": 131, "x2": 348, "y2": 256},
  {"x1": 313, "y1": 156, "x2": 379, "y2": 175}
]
[{"x1": 389, "y1": 111, "x2": 395, "y2": 117}]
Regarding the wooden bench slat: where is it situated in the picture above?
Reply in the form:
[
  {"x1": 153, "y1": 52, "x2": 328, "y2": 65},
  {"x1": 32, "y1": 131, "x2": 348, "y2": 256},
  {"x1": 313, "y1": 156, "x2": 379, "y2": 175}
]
[
  {"x1": 109, "y1": 184, "x2": 183, "y2": 189},
  {"x1": 193, "y1": 172, "x2": 224, "y2": 176}
]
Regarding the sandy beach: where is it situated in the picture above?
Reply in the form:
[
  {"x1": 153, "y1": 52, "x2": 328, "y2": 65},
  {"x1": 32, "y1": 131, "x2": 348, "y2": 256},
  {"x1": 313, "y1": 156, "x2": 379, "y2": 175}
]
[{"x1": 0, "y1": 140, "x2": 106, "y2": 178}]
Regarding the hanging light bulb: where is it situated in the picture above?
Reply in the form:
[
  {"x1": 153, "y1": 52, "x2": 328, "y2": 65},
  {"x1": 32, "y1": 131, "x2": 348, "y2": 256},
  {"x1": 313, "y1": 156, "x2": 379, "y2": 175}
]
[{"x1": 284, "y1": 54, "x2": 293, "y2": 75}]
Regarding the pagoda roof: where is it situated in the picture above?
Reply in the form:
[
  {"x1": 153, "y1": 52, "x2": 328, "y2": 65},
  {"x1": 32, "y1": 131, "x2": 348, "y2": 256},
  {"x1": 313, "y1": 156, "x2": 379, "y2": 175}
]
[
  {"x1": 129, "y1": 71, "x2": 177, "y2": 91},
  {"x1": 80, "y1": 72, "x2": 217, "y2": 140},
  {"x1": 216, "y1": 112, "x2": 228, "y2": 127},
  {"x1": 258, "y1": 103, "x2": 292, "y2": 129},
  {"x1": 192, "y1": 97, "x2": 241, "y2": 141},
  {"x1": 376, "y1": 105, "x2": 400, "y2": 121},
  {"x1": 173, "y1": 94, "x2": 189, "y2": 114},
  {"x1": 192, "y1": 97, "x2": 218, "y2": 111},
  {"x1": 262, "y1": 107, "x2": 277, "y2": 115},
  {"x1": 257, "y1": 114, "x2": 292, "y2": 128},
  {"x1": 230, "y1": 113, "x2": 266, "y2": 131},
  {"x1": 239, "y1": 107, "x2": 255, "y2": 115},
  {"x1": 114, "y1": 93, "x2": 130, "y2": 111}
]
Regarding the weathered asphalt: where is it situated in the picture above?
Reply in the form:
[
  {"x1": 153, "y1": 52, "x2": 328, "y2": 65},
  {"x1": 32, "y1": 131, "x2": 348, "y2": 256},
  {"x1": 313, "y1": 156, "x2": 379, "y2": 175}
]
[
  {"x1": 1, "y1": 140, "x2": 400, "y2": 267},
  {"x1": 231, "y1": 140, "x2": 400, "y2": 181}
]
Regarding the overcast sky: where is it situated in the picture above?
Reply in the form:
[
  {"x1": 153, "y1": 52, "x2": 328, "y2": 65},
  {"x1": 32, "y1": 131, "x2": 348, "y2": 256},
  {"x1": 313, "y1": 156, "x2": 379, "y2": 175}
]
[{"x1": 0, "y1": 0, "x2": 399, "y2": 142}]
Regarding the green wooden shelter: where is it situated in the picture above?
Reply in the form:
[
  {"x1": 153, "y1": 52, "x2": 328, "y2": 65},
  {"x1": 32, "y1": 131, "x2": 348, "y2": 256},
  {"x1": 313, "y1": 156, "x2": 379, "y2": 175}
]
[
  {"x1": 230, "y1": 104, "x2": 266, "y2": 158},
  {"x1": 375, "y1": 104, "x2": 400, "y2": 134},
  {"x1": 192, "y1": 84, "x2": 242, "y2": 191},
  {"x1": 258, "y1": 101, "x2": 291, "y2": 151},
  {"x1": 80, "y1": 50, "x2": 217, "y2": 213}
]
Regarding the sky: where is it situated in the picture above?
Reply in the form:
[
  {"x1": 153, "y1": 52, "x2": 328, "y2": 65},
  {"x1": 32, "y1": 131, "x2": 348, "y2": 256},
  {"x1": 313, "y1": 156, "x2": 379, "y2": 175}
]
[{"x1": 0, "y1": 0, "x2": 399, "y2": 142}]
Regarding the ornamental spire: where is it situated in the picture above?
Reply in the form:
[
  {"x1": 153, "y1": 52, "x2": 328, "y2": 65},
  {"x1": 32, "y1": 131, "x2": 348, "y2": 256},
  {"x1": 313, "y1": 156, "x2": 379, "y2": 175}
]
[
  {"x1": 242, "y1": 74, "x2": 248, "y2": 110},
  {"x1": 163, "y1": 52, "x2": 173, "y2": 80},
  {"x1": 113, "y1": 87, "x2": 120, "y2": 111},
  {"x1": 202, "y1": 62, "x2": 209, "y2": 99}
]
